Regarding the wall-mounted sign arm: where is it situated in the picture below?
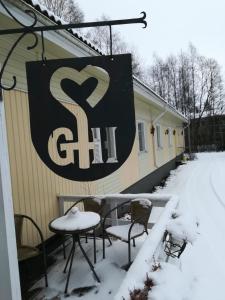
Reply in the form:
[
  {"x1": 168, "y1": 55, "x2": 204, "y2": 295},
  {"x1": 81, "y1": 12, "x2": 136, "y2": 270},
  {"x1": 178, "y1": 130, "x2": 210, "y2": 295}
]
[
  {"x1": 0, "y1": 31, "x2": 38, "y2": 90},
  {"x1": 0, "y1": 8, "x2": 147, "y2": 35},
  {"x1": 0, "y1": 0, "x2": 147, "y2": 91}
]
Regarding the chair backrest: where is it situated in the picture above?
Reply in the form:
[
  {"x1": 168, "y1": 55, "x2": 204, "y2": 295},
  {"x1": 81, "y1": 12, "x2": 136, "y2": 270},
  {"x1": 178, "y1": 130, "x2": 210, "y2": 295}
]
[
  {"x1": 14, "y1": 214, "x2": 24, "y2": 248},
  {"x1": 65, "y1": 197, "x2": 105, "y2": 216},
  {"x1": 130, "y1": 198, "x2": 153, "y2": 230},
  {"x1": 14, "y1": 214, "x2": 44, "y2": 248},
  {"x1": 83, "y1": 197, "x2": 102, "y2": 214}
]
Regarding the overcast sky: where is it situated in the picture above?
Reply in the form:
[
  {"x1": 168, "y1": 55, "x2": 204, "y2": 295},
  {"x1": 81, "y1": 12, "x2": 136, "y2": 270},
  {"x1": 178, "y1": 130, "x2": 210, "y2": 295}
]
[{"x1": 77, "y1": 0, "x2": 225, "y2": 77}]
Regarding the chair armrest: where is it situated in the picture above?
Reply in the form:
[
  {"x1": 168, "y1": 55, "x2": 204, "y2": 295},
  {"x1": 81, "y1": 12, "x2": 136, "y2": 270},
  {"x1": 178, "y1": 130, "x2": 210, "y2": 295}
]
[{"x1": 64, "y1": 198, "x2": 85, "y2": 215}]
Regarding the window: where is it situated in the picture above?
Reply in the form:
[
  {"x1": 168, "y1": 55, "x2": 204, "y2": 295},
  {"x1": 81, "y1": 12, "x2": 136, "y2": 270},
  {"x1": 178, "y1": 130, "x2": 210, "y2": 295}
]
[
  {"x1": 137, "y1": 121, "x2": 146, "y2": 152},
  {"x1": 156, "y1": 124, "x2": 162, "y2": 148},
  {"x1": 91, "y1": 128, "x2": 103, "y2": 164},
  {"x1": 168, "y1": 128, "x2": 172, "y2": 147},
  {"x1": 91, "y1": 127, "x2": 118, "y2": 164},
  {"x1": 105, "y1": 127, "x2": 118, "y2": 163}
]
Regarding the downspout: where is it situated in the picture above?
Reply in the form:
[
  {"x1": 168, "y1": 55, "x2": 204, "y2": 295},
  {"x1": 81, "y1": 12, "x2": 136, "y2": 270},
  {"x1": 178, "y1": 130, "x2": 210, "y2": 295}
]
[
  {"x1": 175, "y1": 121, "x2": 189, "y2": 155},
  {"x1": 182, "y1": 119, "x2": 191, "y2": 154},
  {"x1": 151, "y1": 107, "x2": 168, "y2": 168},
  {"x1": 187, "y1": 121, "x2": 191, "y2": 154}
]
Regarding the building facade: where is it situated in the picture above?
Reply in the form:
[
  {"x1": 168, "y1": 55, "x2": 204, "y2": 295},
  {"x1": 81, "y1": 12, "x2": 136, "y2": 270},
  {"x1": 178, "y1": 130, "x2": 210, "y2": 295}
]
[{"x1": 0, "y1": 0, "x2": 187, "y2": 246}]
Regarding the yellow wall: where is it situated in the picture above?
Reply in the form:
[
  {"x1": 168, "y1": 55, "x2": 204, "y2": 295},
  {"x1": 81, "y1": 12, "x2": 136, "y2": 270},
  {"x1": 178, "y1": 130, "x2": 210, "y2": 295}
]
[{"x1": 3, "y1": 90, "x2": 97, "y2": 245}]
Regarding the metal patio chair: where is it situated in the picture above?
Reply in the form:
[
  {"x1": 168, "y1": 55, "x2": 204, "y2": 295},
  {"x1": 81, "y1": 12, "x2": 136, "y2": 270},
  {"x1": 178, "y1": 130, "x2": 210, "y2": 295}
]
[
  {"x1": 14, "y1": 214, "x2": 48, "y2": 287},
  {"x1": 62, "y1": 197, "x2": 112, "y2": 263},
  {"x1": 102, "y1": 198, "x2": 153, "y2": 267}
]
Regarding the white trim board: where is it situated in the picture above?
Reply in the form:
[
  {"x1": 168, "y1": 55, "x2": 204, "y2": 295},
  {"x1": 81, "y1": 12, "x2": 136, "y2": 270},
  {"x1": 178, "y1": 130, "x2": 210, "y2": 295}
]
[{"x1": 0, "y1": 89, "x2": 21, "y2": 300}]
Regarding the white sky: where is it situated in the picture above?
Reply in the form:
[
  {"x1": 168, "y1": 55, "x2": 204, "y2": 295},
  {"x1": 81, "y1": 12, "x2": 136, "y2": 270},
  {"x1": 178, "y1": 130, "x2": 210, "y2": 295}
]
[{"x1": 77, "y1": 0, "x2": 225, "y2": 77}]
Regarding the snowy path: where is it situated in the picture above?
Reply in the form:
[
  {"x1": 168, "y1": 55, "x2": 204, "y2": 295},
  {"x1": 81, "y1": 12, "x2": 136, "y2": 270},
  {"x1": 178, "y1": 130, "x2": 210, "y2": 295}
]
[{"x1": 157, "y1": 152, "x2": 225, "y2": 300}]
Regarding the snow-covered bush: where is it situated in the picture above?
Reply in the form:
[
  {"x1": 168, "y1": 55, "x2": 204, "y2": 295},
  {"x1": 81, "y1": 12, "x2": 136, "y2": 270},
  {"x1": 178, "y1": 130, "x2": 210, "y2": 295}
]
[
  {"x1": 129, "y1": 262, "x2": 192, "y2": 300},
  {"x1": 166, "y1": 210, "x2": 199, "y2": 244}
]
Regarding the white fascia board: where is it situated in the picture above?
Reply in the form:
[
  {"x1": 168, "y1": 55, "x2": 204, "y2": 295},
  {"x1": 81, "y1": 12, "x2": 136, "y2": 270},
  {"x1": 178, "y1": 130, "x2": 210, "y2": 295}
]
[
  {"x1": 1, "y1": 0, "x2": 100, "y2": 58},
  {"x1": 133, "y1": 79, "x2": 187, "y2": 123}
]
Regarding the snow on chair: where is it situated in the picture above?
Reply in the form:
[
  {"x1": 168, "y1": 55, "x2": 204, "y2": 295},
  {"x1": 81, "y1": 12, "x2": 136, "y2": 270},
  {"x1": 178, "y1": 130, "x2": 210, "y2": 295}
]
[{"x1": 102, "y1": 198, "x2": 153, "y2": 268}]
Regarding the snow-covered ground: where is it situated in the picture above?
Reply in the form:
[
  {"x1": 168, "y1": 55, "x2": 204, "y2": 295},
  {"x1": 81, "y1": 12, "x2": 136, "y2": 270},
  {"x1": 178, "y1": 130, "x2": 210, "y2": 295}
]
[
  {"x1": 32, "y1": 233, "x2": 148, "y2": 299},
  {"x1": 33, "y1": 152, "x2": 225, "y2": 299},
  {"x1": 155, "y1": 152, "x2": 225, "y2": 300}
]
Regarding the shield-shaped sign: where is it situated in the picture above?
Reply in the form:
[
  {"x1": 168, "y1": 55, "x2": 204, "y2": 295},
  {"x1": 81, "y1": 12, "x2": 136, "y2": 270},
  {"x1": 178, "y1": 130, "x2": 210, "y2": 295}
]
[{"x1": 26, "y1": 54, "x2": 135, "y2": 181}]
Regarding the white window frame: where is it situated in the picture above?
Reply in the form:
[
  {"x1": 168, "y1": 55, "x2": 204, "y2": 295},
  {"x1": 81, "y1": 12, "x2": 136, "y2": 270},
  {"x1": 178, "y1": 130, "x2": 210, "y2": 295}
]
[
  {"x1": 105, "y1": 127, "x2": 118, "y2": 163},
  {"x1": 156, "y1": 124, "x2": 163, "y2": 149},
  {"x1": 137, "y1": 121, "x2": 147, "y2": 153},
  {"x1": 91, "y1": 128, "x2": 103, "y2": 164},
  {"x1": 168, "y1": 128, "x2": 172, "y2": 147}
]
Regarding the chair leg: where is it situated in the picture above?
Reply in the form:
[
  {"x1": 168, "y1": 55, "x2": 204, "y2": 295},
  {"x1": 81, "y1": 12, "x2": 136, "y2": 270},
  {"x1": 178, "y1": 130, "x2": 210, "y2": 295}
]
[
  {"x1": 62, "y1": 235, "x2": 66, "y2": 259},
  {"x1": 105, "y1": 232, "x2": 112, "y2": 246},
  {"x1": 128, "y1": 239, "x2": 131, "y2": 266},
  {"x1": 42, "y1": 243, "x2": 48, "y2": 287},
  {"x1": 63, "y1": 243, "x2": 74, "y2": 274},
  {"x1": 64, "y1": 238, "x2": 76, "y2": 294},
  {"x1": 132, "y1": 238, "x2": 136, "y2": 247},
  {"x1": 77, "y1": 236, "x2": 100, "y2": 283},
  {"x1": 102, "y1": 228, "x2": 106, "y2": 259}
]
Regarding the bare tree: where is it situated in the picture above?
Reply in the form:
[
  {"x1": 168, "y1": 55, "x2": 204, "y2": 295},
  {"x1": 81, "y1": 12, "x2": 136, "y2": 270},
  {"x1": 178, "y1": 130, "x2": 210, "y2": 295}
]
[
  {"x1": 85, "y1": 15, "x2": 145, "y2": 78},
  {"x1": 147, "y1": 44, "x2": 225, "y2": 150},
  {"x1": 147, "y1": 44, "x2": 225, "y2": 120},
  {"x1": 40, "y1": 0, "x2": 84, "y2": 23}
]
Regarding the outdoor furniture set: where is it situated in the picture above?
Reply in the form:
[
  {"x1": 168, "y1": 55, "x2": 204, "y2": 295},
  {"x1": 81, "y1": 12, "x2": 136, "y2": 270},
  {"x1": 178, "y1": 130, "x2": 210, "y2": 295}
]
[{"x1": 14, "y1": 196, "x2": 153, "y2": 294}]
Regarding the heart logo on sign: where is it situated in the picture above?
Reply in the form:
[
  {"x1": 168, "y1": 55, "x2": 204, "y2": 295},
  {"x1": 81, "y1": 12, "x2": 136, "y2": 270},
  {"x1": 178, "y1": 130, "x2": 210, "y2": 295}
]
[{"x1": 50, "y1": 66, "x2": 110, "y2": 108}]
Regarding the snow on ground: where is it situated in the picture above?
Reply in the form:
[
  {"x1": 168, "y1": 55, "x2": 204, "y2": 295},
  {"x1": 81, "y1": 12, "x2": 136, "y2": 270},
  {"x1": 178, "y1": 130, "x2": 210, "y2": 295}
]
[
  {"x1": 156, "y1": 152, "x2": 225, "y2": 300},
  {"x1": 33, "y1": 152, "x2": 225, "y2": 300},
  {"x1": 31, "y1": 234, "x2": 148, "y2": 299}
]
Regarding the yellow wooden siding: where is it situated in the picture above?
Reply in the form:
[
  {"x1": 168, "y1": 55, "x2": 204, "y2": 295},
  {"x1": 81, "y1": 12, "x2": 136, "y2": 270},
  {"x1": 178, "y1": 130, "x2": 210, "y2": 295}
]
[{"x1": 3, "y1": 90, "x2": 97, "y2": 245}]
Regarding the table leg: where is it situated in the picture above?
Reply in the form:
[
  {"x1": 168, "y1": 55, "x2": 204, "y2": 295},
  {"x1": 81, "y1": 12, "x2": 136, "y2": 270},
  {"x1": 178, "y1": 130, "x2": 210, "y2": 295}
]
[
  {"x1": 77, "y1": 236, "x2": 100, "y2": 283},
  {"x1": 63, "y1": 240, "x2": 74, "y2": 273},
  {"x1": 93, "y1": 229, "x2": 96, "y2": 264},
  {"x1": 64, "y1": 237, "x2": 76, "y2": 294}
]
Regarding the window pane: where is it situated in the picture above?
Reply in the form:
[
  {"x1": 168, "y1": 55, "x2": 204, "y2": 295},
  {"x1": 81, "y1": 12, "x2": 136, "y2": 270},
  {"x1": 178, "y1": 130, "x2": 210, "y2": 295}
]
[
  {"x1": 168, "y1": 129, "x2": 172, "y2": 146},
  {"x1": 91, "y1": 128, "x2": 103, "y2": 164},
  {"x1": 106, "y1": 127, "x2": 118, "y2": 162},
  {"x1": 156, "y1": 125, "x2": 161, "y2": 148},
  {"x1": 138, "y1": 122, "x2": 145, "y2": 152}
]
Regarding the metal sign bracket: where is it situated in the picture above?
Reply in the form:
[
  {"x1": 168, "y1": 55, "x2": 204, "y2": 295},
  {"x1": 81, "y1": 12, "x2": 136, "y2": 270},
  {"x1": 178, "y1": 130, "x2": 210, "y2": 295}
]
[{"x1": 0, "y1": 0, "x2": 147, "y2": 92}]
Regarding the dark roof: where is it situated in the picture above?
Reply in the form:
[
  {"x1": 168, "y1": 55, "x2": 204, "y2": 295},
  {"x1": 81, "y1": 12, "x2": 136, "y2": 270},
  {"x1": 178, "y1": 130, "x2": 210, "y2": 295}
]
[{"x1": 22, "y1": 0, "x2": 102, "y2": 55}]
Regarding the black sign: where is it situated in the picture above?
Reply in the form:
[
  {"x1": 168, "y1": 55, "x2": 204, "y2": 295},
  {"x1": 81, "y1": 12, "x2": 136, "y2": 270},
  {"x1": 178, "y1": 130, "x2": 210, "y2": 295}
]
[{"x1": 26, "y1": 54, "x2": 135, "y2": 181}]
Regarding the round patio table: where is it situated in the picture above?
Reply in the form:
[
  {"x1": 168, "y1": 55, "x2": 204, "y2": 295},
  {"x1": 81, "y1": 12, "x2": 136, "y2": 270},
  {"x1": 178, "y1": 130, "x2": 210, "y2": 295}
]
[{"x1": 49, "y1": 208, "x2": 101, "y2": 294}]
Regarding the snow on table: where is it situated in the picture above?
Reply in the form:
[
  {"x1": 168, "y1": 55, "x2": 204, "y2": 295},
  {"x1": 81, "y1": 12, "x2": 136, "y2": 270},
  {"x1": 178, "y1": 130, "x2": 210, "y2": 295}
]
[{"x1": 50, "y1": 208, "x2": 100, "y2": 231}]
